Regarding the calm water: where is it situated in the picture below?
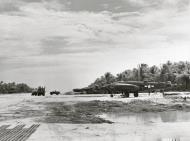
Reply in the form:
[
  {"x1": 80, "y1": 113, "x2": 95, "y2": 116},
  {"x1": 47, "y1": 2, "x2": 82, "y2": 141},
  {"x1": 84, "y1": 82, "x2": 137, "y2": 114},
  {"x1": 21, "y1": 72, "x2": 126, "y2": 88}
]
[
  {"x1": 99, "y1": 111, "x2": 190, "y2": 141},
  {"x1": 100, "y1": 111, "x2": 190, "y2": 124}
]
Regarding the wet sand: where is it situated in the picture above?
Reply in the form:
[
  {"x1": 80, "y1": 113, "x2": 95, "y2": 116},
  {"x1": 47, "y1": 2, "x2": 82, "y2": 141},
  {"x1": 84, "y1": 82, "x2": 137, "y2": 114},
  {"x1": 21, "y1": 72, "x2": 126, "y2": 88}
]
[{"x1": 0, "y1": 93, "x2": 190, "y2": 141}]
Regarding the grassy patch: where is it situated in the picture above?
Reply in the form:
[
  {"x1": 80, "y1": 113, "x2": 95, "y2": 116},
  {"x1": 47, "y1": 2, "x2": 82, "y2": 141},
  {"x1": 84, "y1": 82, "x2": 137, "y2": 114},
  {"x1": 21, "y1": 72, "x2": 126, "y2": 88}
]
[
  {"x1": 2, "y1": 100, "x2": 189, "y2": 124},
  {"x1": 42, "y1": 100, "x2": 190, "y2": 124}
]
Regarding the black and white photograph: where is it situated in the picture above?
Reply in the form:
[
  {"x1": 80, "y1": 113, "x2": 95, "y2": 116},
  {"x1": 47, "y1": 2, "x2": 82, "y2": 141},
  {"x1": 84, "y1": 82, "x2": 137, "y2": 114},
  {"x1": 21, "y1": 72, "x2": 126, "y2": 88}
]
[{"x1": 0, "y1": 0, "x2": 190, "y2": 140}]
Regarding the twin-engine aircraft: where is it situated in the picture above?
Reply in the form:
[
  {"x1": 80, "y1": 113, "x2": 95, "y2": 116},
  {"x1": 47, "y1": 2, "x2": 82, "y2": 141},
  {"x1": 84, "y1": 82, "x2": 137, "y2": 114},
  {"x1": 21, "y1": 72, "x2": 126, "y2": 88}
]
[
  {"x1": 102, "y1": 81, "x2": 173, "y2": 97},
  {"x1": 73, "y1": 81, "x2": 174, "y2": 98}
]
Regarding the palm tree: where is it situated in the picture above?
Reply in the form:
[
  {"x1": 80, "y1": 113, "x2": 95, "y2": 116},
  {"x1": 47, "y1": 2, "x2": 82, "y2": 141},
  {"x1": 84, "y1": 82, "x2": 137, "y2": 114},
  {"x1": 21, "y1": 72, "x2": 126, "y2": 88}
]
[{"x1": 177, "y1": 74, "x2": 190, "y2": 89}]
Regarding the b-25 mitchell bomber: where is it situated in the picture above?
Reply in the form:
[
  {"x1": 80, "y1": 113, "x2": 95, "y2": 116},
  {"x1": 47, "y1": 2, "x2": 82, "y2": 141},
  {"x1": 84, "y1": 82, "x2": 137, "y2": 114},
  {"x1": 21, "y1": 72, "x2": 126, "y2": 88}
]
[
  {"x1": 73, "y1": 81, "x2": 175, "y2": 98},
  {"x1": 102, "y1": 82, "x2": 139, "y2": 97},
  {"x1": 102, "y1": 81, "x2": 174, "y2": 97}
]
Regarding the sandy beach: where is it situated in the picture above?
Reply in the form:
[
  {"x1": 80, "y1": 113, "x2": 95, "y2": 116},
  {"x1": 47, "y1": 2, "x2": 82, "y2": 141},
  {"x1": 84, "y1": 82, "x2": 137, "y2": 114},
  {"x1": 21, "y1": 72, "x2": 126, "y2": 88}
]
[{"x1": 0, "y1": 93, "x2": 190, "y2": 141}]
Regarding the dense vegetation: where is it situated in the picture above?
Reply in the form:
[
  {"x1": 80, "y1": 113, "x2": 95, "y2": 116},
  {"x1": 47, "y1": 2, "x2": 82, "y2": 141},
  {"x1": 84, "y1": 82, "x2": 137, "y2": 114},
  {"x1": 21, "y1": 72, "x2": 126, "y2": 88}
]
[
  {"x1": 0, "y1": 81, "x2": 33, "y2": 94},
  {"x1": 89, "y1": 61, "x2": 190, "y2": 91}
]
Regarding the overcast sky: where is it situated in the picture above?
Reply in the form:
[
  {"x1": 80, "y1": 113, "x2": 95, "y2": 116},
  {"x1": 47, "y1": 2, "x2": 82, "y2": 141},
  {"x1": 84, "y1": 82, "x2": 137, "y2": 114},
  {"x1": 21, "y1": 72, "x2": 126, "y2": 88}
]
[{"x1": 0, "y1": 0, "x2": 190, "y2": 91}]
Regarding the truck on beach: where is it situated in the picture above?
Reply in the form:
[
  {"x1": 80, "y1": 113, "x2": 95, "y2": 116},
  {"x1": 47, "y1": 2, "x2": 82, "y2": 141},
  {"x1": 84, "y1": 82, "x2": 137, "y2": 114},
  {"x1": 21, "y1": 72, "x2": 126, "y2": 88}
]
[
  {"x1": 50, "y1": 90, "x2": 60, "y2": 95},
  {"x1": 31, "y1": 86, "x2": 45, "y2": 96}
]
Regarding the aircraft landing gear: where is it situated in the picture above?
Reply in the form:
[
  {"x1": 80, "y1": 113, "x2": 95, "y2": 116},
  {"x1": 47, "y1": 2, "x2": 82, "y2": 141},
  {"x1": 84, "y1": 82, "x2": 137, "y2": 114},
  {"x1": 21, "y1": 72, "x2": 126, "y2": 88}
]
[
  {"x1": 124, "y1": 92, "x2": 129, "y2": 98},
  {"x1": 134, "y1": 91, "x2": 139, "y2": 97}
]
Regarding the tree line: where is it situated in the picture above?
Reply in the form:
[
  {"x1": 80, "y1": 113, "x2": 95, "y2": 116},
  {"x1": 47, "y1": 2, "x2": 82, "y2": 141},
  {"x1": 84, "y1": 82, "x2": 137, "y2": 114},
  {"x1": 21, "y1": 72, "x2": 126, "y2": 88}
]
[
  {"x1": 88, "y1": 61, "x2": 190, "y2": 91},
  {"x1": 0, "y1": 81, "x2": 33, "y2": 94}
]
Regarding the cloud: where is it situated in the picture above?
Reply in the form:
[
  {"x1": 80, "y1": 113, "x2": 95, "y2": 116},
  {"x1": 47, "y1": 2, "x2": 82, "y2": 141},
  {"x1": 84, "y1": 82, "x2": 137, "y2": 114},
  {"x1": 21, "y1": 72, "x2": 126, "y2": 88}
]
[
  {"x1": 1, "y1": 0, "x2": 190, "y2": 15},
  {"x1": 40, "y1": 35, "x2": 116, "y2": 55},
  {"x1": 1, "y1": 0, "x2": 190, "y2": 58},
  {"x1": 41, "y1": 36, "x2": 70, "y2": 55},
  {"x1": 0, "y1": 0, "x2": 146, "y2": 14},
  {"x1": 0, "y1": 1, "x2": 20, "y2": 13},
  {"x1": 19, "y1": 0, "x2": 141, "y2": 12},
  {"x1": 1, "y1": 0, "x2": 190, "y2": 90}
]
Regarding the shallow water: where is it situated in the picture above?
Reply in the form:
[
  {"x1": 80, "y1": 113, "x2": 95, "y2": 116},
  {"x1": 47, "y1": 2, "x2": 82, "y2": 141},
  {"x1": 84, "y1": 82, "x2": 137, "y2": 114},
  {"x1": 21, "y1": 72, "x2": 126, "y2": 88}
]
[
  {"x1": 98, "y1": 111, "x2": 190, "y2": 141},
  {"x1": 100, "y1": 111, "x2": 190, "y2": 124}
]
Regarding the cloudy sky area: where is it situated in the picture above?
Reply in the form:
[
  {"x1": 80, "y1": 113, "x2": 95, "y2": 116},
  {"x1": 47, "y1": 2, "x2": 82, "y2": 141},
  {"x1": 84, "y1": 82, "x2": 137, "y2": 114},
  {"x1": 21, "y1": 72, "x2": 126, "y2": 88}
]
[{"x1": 0, "y1": 0, "x2": 190, "y2": 91}]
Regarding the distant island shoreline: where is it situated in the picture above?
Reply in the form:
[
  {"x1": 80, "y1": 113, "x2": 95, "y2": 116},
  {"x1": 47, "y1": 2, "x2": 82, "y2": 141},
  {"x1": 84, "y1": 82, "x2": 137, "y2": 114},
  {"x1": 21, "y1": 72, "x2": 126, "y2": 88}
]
[{"x1": 0, "y1": 81, "x2": 33, "y2": 94}]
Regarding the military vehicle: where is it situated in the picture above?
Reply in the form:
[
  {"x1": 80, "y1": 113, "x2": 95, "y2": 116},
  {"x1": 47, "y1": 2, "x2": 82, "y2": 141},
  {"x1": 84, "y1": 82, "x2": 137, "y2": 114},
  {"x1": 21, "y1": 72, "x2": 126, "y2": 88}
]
[
  {"x1": 31, "y1": 86, "x2": 45, "y2": 96},
  {"x1": 50, "y1": 90, "x2": 60, "y2": 95}
]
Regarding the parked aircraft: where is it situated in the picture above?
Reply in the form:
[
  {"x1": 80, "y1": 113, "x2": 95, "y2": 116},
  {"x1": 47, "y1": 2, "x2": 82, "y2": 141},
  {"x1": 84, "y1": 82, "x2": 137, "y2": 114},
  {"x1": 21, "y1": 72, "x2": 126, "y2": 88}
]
[
  {"x1": 73, "y1": 87, "x2": 93, "y2": 94},
  {"x1": 73, "y1": 81, "x2": 175, "y2": 97},
  {"x1": 102, "y1": 82, "x2": 139, "y2": 97},
  {"x1": 102, "y1": 81, "x2": 173, "y2": 97}
]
